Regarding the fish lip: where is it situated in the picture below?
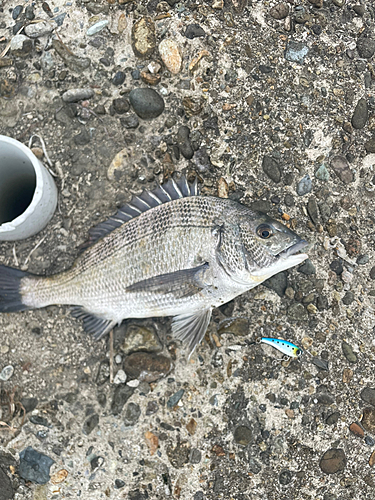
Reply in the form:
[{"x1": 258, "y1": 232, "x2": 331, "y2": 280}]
[{"x1": 277, "y1": 239, "x2": 308, "y2": 259}]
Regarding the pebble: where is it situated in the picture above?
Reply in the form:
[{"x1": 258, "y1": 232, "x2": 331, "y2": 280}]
[
  {"x1": 319, "y1": 449, "x2": 346, "y2": 474},
  {"x1": 366, "y1": 436, "x2": 375, "y2": 447},
  {"x1": 357, "y1": 254, "x2": 369, "y2": 265},
  {"x1": 129, "y1": 88, "x2": 165, "y2": 119},
  {"x1": 12, "y1": 5, "x2": 23, "y2": 20},
  {"x1": 326, "y1": 412, "x2": 339, "y2": 425},
  {"x1": 330, "y1": 156, "x2": 354, "y2": 184},
  {"x1": 365, "y1": 138, "x2": 375, "y2": 153},
  {"x1": 194, "y1": 147, "x2": 211, "y2": 173},
  {"x1": 269, "y1": 3, "x2": 289, "y2": 20},
  {"x1": 167, "y1": 389, "x2": 185, "y2": 408},
  {"x1": 62, "y1": 88, "x2": 94, "y2": 103},
  {"x1": 217, "y1": 318, "x2": 249, "y2": 336},
  {"x1": 159, "y1": 39, "x2": 182, "y2": 74},
  {"x1": 190, "y1": 449, "x2": 202, "y2": 464},
  {"x1": 0, "y1": 467, "x2": 14, "y2": 500},
  {"x1": 349, "y1": 422, "x2": 364, "y2": 438},
  {"x1": 55, "y1": 12, "x2": 67, "y2": 27},
  {"x1": 307, "y1": 198, "x2": 319, "y2": 224},
  {"x1": 361, "y1": 388, "x2": 375, "y2": 407},
  {"x1": 167, "y1": 442, "x2": 190, "y2": 468},
  {"x1": 330, "y1": 260, "x2": 343, "y2": 275},
  {"x1": 370, "y1": 267, "x2": 375, "y2": 280},
  {"x1": 351, "y1": 98, "x2": 368, "y2": 129},
  {"x1": 114, "y1": 369, "x2": 127, "y2": 385},
  {"x1": 112, "y1": 98, "x2": 130, "y2": 114},
  {"x1": 112, "y1": 71, "x2": 126, "y2": 86},
  {"x1": 10, "y1": 34, "x2": 29, "y2": 52},
  {"x1": 296, "y1": 174, "x2": 312, "y2": 196},
  {"x1": 123, "y1": 402, "x2": 141, "y2": 426},
  {"x1": 120, "y1": 114, "x2": 139, "y2": 129},
  {"x1": 342, "y1": 291, "x2": 354, "y2": 305},
  {"x1": 262, "y1": 155, "x2": 281, "y2": 182},
  {"x1": 284, "y1": 41, "x2": 309, "y2": 64},
  {"x1": 19, "y1": 447, "x2": 54, "y2": 484},
  {"x1": 279, "y1": 470, "x2": 293, "y2": 485},
  {"x1": 119, "y1": 324, "x2": 162, "y2": 354},
  {"x1": 370, "y1": 450, "x2": 375, "y2": 467},
  {"x1": 298, "y1": 259, "x2": 316, "y2": 275},
  {"x1": 53, "y1": 40, "x2": 91, "y2": 71},
  {"x1": 287, "y1": 303, "x2": 308, "y2": 321},
  {"x1": 146, "y1": 401, "x2": 158, "y2": 415},
  {"x1": 25, "y1": 5, "x2": 35, "y2": 20},
  {"x1": 263, "y1": 271, "x2": 287, "y2": 297},
  {"x1": 25, "y1": 21, "x2": 55, "y2": 38},
  {"x1": 311, "y1": 357, "x2": 329, "y2": 371},
  {"x1": 315, "y1": 164, "x2": 329, "y2": 181},
  {"x1": 177, "y1": 125, "x2": 194, "y2": 159},
  {"x1": 341, "y1": 341, "x2": 357, "y2": 363},
  {"x1": 233, "y1": 425, "x2": 252, "y2": 446},
  {"x1": 357, "y1": 35, "x2": 375, "y2": 59},
  {"x1": 87, "y1": 20, "x2": 109, "y2": 36},
  {"x1": 132, "y1": 17, "x2": 156, "y2": 58},
  {"x1": 50, "y1": 469, "x2": 68, "y2": 485},
  {"x1": 115, "y1": 479, "x2": 125, "y2": 489},
  {"x1": 82, "y1": 413, "x2": 99, "y2": 435},
  {"x1": 184, "y1": 24, "x2": 205, "y2": 39},
  {"x1": 362, "y1": 408, "x2": 375, "y2": 433},
  {"x1": 124, "y1": 352, "x2": 171, "y2": 382},
  {"x1": 0, "y1": 365, "x2": 14, "y2": 381},
  {"x1": 74, "y1": 128, "x2": 91, "y2": 146},
  {"x1": 111, "y1": 385, "x2": 135, "y2": 415}
]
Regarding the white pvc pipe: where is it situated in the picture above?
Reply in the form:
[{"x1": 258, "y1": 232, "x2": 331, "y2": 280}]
[{"x1": 0, "y1": 135, "x2": 57, "y2": 241}]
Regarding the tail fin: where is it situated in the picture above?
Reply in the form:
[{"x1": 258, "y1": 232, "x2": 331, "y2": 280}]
[{"x1": 0, "y1": 265, "x2": 31, "y2": 313}]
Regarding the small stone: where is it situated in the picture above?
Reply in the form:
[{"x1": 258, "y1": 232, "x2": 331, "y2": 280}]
[
  {"x1": 311, "y1": 357, "x2": 329, "y2": 371},
  {"x1": 25, "y1": 21, "x2": 55, "y2": 38},
  {"x1": 124, "y1": 352, "x2": 171, "y2": 382},
  {"x1": 262, "y1": 155, "x2": 281, "y2": 183},
  {"x1": 263, "y1": 271, "x2": 287, "y2": 297},
  {"x1": 365, "y1": 138, "x2": 375, "y2": 154},
  {"x1": 146, "y1": 400, "x2": 158, "y2": 415},
  {"x1": 307, "y1": 198, "x2": 319, "y2": 224},
  {"x1": 19, "y1": 447, "x2": 54, "y2": 484},
  {"x1": 330, "y1": 156, "x2": 353, "y2": 184},
  {"x1": 0, "y1": 468, "x2": 14, "y2": 499},
  {"x1": 167, "y1": 442, "x2": 190, "y2": 468},
  {"x1": 361, "y1": 388, "x2": 375, "y2": 407},
  {"x1": 284, "y1": 41, "x2": 309, "y2": 64},
  {"x1": 330, "y1": 260, "x2": 343, "y2": 275},
  {"x1": 112, "y1": 98, "x2": 130, "y2": 114},
  {"x1": 0, "y1": 365, "x2": 14, "y2": 381},
  {"x1": 112, "y1": 71, "x2": 126, "y2": 86},
  {"x1": 114, "y1": 369, "x2": 127, "y2": 385},
  {"x1": 74, "y1": 128, "x2": 91, "y2": 146},
  {"x1": 129, "y1": 88, "x2": 165, "y2": 119},
  {"x1": 123, "y1": 402, "x2": 141, "y2": 426},
  {"x1": 132, "y1": 17, "x2": 156, "y2": 58},
  {"x1": 362, "y1": 408, "x2": 375, "y2": 433},
  {"x1": 167, "y1": 389, "x2": 185, "y2": 408},
  {"x1": 326, "y1": 412, "x2": 339, "y2": 425},
  {"x1": 269, "y1": 3, "x2": 289, "y2": 20},
  {"x1": 177, "y1": 125, "x2": 194, "y2": 159},
  {"x1": 115, "y1": 479, "x2": 125, "y2": 489},
  {"x1": 82, "y1": 413, "x2": 99, "y2": 435},
  {"x1": 279, "y1": 470, "x2": 293, "y2": 485},
  {"x1": 159, "y1": 39, "x2": 182, "y2": 74},
  {"x1": 25, "y1": 5, "x2": 35, "y2": 20},
  {"x1": 353, "y1": 5, "x2": 365, "y2": 16},
  {"x1": 357, "y1": 35, "x2": 375, "y2": 59},
  {"x1": 233, "y1": 425, "x2": 252, "y2": 446},
  {"x1": 370, "y1": 451, "x2": 375, "y2": 467},
  {"x1": 182, "y1": 96, "x2": 204, "y2": 117},
  {"x1": 186, "y1": 418, "x2": 197, "y2": 435},
  {"x1": 184, "y1": 24, "x2": 205, "y2": 39},
  {"x1": 296, "y1": 175, "x2": 312, "y2": 196},
  {"x1": 87, "y1": 20, "x2": 108, "y2": 36},
  {"x1": 51, "y1": 469, "x2": 68, "y2": 485},
  {"x1": 366, "y1": 436, "x2": 375, "y2": 447},
  {"x1": 140, "y1": 71, "x2": 161, "y2": 85},
  {"x1": 120, "y1": 114, "x2": 139, "y2": 129},
  {"x1": 287, "y1": 303, "x2": 308, "y2": 322},
  {"x1": 357, "y1": 254, "x2": 369, "y2": 265},
  {"x1": 62, "y1": 88, "x2": 94, "y2": 103},
  {"x1": 120, "y1": 324, "x2": 162, "y2": 354},
  {"x1": 111, "y1": 385, "x2": 135, "y2": 415},
  {"x1": 320, "y1": 449, "x2": 346, "y2": 474},
  {"x1": 315, "y1": 164, "x2": 329, "y2": 181},
  {"x1": 10, "y1": 34, "x2": 29, "y2": 52},
  {"x1": 349, "y1": 422, "x2": 364, "y2": 438},
  {"x1": 298, "y1": 259, "x2": 316, "y2": 275},
  {"x1": 341, "y1": 341, "x2": 357, "y2": 363},
  {"x1": 342, "y1": 368, "x2": 353, "y2": 383},
  {"x1": 351, "y1": 98, "x2": 368, "y2": 129},
  {"x1": 53, "y1": 39, "x2": 91, "y2": 71},
  {"x1": 190, "y1": 448, "x2": 202, "y2": 464},
  {"x1": 194, "y1": 147, "x2": 211, "y2": 173},
  {"x1": 217, "y1": 318, "x2": 249, "y2": 336}
]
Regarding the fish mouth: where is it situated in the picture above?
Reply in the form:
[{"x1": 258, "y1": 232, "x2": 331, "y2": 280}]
[{"x1": 278, "y1": 239, "x2": 308, "y2": 259}]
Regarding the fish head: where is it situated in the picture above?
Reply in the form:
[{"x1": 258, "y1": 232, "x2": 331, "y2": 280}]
[{"x1": 237, "y1": 211, "x2": 308, "y2": 282}]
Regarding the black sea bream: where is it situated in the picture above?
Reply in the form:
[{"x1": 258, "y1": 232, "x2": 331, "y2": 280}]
[{"x1": 0, "y1": 177, "x2": 308, "y2": 355}]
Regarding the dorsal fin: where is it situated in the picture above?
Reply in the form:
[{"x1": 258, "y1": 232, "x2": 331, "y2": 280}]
[{"x1": 79, "y1": 175, "x2": 200, "y2": 252}]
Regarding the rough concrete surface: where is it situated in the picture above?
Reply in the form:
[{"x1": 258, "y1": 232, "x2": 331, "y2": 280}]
[{"x1": 0, "y1": 0, "x2": 375, "y2": 499}]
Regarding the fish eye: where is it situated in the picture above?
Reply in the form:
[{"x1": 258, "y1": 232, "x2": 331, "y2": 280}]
[{"x1": 256, "y1": 224, "x2": 273, "y2": 239}]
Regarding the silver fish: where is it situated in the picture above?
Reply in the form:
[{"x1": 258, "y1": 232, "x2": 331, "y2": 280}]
[{"x1": 0, "y1": 176, "x2": 308, "y2": 355}]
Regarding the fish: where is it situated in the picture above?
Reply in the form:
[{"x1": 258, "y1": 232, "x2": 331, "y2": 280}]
[
  {"x1": 260, "y1": 337, "x2": 303, "y2": 358},
  {"x1": 0, "y1": 176, "x2": 308, "y2": 356}
]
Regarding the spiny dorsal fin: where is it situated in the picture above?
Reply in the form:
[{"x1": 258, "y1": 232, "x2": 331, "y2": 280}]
[{"x1": 79, "y1": 175, "x2": 199, "y2": 252}]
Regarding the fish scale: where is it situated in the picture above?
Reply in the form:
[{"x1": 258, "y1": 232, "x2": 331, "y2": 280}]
[{"x1": 0, "y1": 176, "x2": 308, "y2": 356}]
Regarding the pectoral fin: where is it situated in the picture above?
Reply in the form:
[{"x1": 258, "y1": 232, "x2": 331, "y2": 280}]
[
  {"x1": 172, "y1": 308, "x2": 212, "y2": 357},
  {"x1": 126, "y1": 263, "x2": 209, "y2": 299}
]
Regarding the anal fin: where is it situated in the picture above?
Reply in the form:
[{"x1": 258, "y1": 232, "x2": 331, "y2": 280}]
[
  {"x1": 172, "y1": 308, "x2": 212, "y2": 358},
  {"x1": 71, "y1": 307, "x2": 116, "y2": 341}
]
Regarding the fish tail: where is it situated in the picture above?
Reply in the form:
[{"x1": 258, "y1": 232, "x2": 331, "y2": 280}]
[{"x1": 0, "y1": 265, "x2": 33, "y2": 313}]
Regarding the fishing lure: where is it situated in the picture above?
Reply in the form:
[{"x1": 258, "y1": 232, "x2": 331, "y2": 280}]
[{"x1": 259, "y1": 338, "x2": 303, "y2": 358}]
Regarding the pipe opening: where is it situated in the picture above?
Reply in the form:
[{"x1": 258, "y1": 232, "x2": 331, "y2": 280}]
[{"x1": 0, "y1": 149, "x2": 37, "y2": 226}]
